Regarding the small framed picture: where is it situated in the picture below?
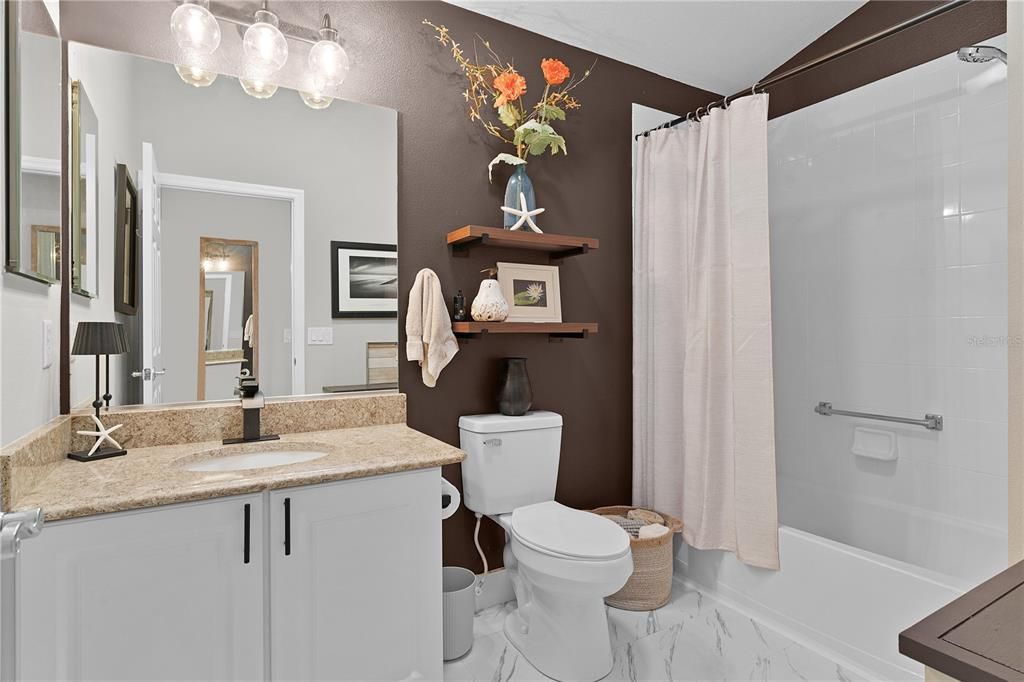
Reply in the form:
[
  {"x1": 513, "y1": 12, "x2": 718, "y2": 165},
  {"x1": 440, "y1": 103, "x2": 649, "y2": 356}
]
[
  {"x1": 331, "y1": 241, "x2": 398, "y2": 318},
  {"x1": 497, "y1": 262, "x2": 562, "y2": 323},
  {"x1": 113, "y1": 164, "x2": 139, "y2": 315}
]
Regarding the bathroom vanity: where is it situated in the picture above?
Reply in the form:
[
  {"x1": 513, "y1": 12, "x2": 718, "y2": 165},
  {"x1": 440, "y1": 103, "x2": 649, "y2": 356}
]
[{"x1": 2, "y1": 395, "x2": 465, "y2": 681}]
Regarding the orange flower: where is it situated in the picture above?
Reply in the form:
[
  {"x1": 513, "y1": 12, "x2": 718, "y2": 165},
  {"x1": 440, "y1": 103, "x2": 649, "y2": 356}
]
[
  {"x1": 541, "y1": 58, "x2": 570, "y2": 86},
  {"x1": 493, "y1": 70, "x2": 527, "y2": 108}
]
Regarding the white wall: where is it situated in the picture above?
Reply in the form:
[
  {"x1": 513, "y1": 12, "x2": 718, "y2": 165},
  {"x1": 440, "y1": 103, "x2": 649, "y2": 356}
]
[{"x1": 768, "y1": 36, "x2": 1009, "y2": 584}]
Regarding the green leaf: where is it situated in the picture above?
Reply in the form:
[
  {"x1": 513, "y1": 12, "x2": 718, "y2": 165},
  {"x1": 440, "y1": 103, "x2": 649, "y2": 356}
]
[
  {"x1": 498, "y1": 104, "x2": 519, "y2": 127},
  {"x1": 539, "y1": 104, "x2": 565, "y2": 121}
]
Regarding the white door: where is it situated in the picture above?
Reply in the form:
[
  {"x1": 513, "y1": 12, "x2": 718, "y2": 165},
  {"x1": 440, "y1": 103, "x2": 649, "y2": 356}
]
[
  {"x1": 18, "y1": 496, "x2": 264, "y2": 681},
  {"x1": 140, "y1": 142, "x2": 165, "y2": 404},
  {"x1": 270, "y1": 470, "x2": 443, "y2": 681}
]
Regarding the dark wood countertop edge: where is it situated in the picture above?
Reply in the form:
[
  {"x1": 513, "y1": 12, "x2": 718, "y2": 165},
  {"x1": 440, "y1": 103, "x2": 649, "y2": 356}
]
[{"x1": 899, "y1": 561, "x2": 1024, "y2": 682}]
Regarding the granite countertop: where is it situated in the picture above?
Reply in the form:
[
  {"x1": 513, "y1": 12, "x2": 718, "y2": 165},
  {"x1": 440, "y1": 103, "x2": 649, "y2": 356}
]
[{"x1": 12, "y1": 423, "x2": 466, "y2": 521}]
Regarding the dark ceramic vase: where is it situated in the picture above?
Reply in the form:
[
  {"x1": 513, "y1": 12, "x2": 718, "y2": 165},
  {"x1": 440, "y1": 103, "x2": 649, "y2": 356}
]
[{"x1": 497, "y1": 357, "x2": 532, "y2": 416}]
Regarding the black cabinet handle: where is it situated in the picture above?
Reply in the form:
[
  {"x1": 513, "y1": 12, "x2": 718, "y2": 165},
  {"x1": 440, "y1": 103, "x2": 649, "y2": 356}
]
[
  {"x1": 243, "y1": 503, "x2": 251, "y2": 564},
  {"x1": 284, "y1": 497, "x2": 291, "y2": 556}
]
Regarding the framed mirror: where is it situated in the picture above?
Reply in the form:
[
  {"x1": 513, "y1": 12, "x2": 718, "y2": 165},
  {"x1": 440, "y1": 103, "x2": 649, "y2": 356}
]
[
  {"x1": 70, "y1": 80, "x2": 99, "y2": 297},
  {"x1": 4, "y1": 0, "x2": 61, "y2": 284},
  {"x1": 198, "y1": 238, "x2": 258, "y2": 401},
  {"x1": 60, "y1": 40, "x2": 398, "y2": 412}
]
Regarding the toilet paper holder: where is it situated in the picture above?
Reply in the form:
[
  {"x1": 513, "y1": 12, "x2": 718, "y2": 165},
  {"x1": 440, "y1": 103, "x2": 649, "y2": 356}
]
[{"x1": 441, "y1": 478, "x2": 461, "y2": 520}]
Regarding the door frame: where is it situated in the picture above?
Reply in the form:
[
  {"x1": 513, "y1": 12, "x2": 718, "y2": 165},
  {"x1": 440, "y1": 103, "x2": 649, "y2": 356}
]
[{"x1": 156, "y1": 173, "x2": 306, "y2": 396}]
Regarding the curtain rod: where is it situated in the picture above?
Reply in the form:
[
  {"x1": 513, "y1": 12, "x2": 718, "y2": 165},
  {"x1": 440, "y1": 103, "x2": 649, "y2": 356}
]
[{"x1": 635, "y1": 0, "x2": 970, "y2": 140}]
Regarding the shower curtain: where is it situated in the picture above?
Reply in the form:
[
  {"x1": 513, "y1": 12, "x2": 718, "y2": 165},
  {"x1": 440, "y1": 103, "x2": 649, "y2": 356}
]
[{"x1": 632, "y1": 94, "x2": 779, "y2": 569}]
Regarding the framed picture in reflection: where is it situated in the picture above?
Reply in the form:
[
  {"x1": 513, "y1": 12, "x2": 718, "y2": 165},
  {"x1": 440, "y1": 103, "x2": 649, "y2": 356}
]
[
  {"x1": 330, "y1": 241, "x2": 398, "y2": 318},
  {"x1": 113, "y1": 163, "x2": 138, "y2": 315}
]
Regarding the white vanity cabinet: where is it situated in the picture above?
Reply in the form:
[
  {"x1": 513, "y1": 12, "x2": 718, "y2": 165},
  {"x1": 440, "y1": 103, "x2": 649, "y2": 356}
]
[
  {"x1": 269, "y1": 470, "x2": 443, "y2": 681},
  {"x1": 18, "y1": 494, "x2": 266, "y2": 681},
  {"x1": 16, "y1": 468, "x2": 443, "y2": 681}
]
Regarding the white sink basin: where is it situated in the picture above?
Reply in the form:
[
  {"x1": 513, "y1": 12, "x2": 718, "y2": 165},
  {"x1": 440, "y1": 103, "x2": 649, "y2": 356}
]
[{"x1": 186, "y1": 450, "x2": 328, "y2": 473}]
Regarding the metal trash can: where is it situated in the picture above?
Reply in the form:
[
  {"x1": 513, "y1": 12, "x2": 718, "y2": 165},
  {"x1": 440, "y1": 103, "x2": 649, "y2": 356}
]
[{"x1": 442, "y1": 566, "x2": 476, "y2": 661}]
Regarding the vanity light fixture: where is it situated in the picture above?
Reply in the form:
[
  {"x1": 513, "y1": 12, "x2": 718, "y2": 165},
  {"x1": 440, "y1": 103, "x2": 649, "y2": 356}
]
[
  {"x1": 175, "y1": 63, "x2": 218, "y2": 88},
  {"x1": 169, "y1": 0, "x2": 221, "y2": 55},
  {"x1": 308, "y1": 14, "x2": 350, "y2": 88},
  {"x1": 243, "y1": 3, "x2": 289, "y2": 76},
  {"x1": 240, "y1": 77, "x2": 279, "y2": 99}
]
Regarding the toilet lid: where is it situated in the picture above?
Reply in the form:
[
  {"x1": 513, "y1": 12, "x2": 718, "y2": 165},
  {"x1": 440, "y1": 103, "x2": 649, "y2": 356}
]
[{"x1": 511, "y1": 501, "x2": 630, "y2": 561}]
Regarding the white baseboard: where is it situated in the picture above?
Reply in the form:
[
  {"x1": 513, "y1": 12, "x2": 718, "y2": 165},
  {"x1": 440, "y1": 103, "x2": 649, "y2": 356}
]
[{"x1": 473, "y1": 567, "x2": 514, "y2": 612}]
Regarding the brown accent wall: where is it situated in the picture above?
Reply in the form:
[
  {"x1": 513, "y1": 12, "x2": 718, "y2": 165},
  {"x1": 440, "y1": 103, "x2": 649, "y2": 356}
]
[
  {"x1": 763, "y1": 0, "x2": 1006, "y2": 119},
  {"x1": 60, "y1": 1, "x2": 716, "y2": 570}
]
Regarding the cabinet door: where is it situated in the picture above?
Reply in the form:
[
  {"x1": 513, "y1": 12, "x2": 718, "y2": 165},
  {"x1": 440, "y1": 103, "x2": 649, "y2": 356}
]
[
  {"x1": 18, "y1": 496, "x2": 265, "y2": 681},
  {"x1": 270, "y1": 469, "x2": 442, "y2": 681}
]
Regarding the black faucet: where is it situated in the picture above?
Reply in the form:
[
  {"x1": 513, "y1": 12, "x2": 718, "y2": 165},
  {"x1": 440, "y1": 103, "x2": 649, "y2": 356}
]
[{"x1": 223, "y1": 370, "x2": 280, "y2": 445}]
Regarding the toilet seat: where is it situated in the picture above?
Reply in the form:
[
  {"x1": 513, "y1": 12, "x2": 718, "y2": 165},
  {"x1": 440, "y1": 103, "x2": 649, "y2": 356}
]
[{"x1": 510, "y1": 501, "x2": 630, "y2": 561}]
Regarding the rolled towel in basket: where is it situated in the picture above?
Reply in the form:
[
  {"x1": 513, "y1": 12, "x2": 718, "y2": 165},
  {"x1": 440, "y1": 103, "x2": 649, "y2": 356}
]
[{"x1": 638, "y1": 523, "x2": 670, "y2": 539}]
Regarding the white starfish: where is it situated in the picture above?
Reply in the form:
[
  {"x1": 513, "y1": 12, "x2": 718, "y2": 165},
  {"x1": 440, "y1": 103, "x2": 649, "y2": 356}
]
[
  {"x1": 76, "y1": 414, "x2": 123, "y2": 457},
  {"x1": 501, "y1": 192, "x2": 545, "y2": 233}
]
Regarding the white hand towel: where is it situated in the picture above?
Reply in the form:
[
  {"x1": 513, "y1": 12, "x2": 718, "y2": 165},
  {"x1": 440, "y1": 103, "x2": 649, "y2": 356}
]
[
  {"x1": 638, "y1": 523, "x2": 670, "y2": 539},
  {"x1": 405, "y1": 268, "x2": 459, "y2": 387}
]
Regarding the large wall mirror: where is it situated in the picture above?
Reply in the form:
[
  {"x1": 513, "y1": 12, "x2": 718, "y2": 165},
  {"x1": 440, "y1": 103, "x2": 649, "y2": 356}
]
[
  {"x1": 4, "y1": 0, "x2": 61, "y2": 284},
  {"x1": 63, "y1": 40, "x2": 398, "y2": 409}
]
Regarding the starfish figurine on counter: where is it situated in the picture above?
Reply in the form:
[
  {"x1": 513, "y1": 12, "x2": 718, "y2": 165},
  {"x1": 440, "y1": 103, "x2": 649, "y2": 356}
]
[
  {"x1": 501, "y1": 192, "x2": 545, "y2": 233},
  {"x1": 76, "y1": 414, "x2": 124, "y2": 457}
]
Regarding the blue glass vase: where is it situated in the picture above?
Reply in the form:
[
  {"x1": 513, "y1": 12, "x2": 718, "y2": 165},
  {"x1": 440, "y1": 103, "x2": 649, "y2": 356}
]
[{"x1": 503, "y1": 165, "x2": 536, "y2": 229}]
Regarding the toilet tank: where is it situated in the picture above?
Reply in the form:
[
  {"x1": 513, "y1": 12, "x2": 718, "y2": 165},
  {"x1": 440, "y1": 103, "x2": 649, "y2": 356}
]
[{"x1": 459, "y1": 411, "x2": 563, "y2": 515}]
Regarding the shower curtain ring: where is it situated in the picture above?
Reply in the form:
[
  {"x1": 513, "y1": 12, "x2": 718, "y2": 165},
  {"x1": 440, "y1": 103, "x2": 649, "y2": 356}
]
[{"x1": 751, "y1": 83, "x2": 759, "y2": 96}]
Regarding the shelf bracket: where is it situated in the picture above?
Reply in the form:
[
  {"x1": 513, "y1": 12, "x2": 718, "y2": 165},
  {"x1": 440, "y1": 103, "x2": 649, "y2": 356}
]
[
  {"x1": 550, "y1": 244, "x2": 590, "y2": 261},
  {"x1": 450, "y1": 233, "x2": 489, "y2": 258},
  {"x1": 548, "y1": 330, "x2": 589, "y2": 341}
]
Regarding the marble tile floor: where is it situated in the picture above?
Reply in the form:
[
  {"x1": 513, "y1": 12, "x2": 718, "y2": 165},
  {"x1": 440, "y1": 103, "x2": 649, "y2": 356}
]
[{"x1": 444, "y1": 578, "x2": 866, "y2": 682}]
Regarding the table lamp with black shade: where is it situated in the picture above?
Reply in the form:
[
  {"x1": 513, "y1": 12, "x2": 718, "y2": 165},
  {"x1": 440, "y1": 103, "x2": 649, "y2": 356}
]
[{"x1": 69, "y1": 321, "x2": 130, "y2": 462}]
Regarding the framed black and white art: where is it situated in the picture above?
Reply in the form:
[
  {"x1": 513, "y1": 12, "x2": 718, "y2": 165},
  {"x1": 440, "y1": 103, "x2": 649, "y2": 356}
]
[{"x1": 330, "y1": 241, "x2": 398, "y2": 318}]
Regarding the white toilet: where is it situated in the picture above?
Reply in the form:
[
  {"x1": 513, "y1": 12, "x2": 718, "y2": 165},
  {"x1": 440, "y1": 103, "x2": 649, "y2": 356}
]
[{"x1": 459, "y1": 411, "x2": 633, "y2": 682}]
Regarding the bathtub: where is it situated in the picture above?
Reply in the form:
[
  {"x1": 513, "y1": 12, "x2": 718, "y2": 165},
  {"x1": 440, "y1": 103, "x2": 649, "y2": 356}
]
[{"x1": 677, "y1": 526, "x2": 972, "y2": 680}]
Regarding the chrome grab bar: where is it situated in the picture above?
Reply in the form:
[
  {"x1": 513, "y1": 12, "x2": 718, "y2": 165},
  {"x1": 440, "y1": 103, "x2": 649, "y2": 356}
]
[
  {"x1": 0, "y1": 509, "x2": 44, "y2": 682},
  {"x1": 814, "y1": 402, "x2": 943, "y2": 431}
]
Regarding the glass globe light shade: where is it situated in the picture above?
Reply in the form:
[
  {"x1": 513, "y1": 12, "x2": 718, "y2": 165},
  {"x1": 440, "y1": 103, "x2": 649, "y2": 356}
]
[
  {"x1": 174, "y1": 63, "x2": 218, "y2": 87},
  {"x1": 300, "y1": 89, "x2": 333, "y2": 110},
  {"x1": 308, "y1": 39, "x2": 349, "y2": 88},
  {"x1": 170, "y1": 1, "x2": 221, "y2": 55},
  {"x1": 243, "y1": 9, "x2": 288, "y2": 74},
  {"x1": 240, "y1": 77, "x2": 278, "y2": 99}
]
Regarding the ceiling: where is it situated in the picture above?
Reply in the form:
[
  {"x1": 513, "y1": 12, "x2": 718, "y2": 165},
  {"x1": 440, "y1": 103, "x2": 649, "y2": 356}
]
[{"x1": 446, "y1": 0, "x2": 866, "y2": 95}]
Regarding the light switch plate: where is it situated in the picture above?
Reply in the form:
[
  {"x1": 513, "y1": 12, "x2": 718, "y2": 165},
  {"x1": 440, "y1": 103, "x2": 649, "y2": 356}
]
[
  {"x1": 307, "y1": 327, "x2": 334, "y2": 345},
  {"x1": 283, "y1": 328, "x2": 292, "y2": 344},
  {"x1": 41, "y1": 320, "x2": 53, "y2": 369}
]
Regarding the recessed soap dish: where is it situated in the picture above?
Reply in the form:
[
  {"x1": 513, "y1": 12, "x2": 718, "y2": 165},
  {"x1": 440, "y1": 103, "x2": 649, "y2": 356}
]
[{"x1": 851, "y1": 427, "x2": 898, "y2": 461}]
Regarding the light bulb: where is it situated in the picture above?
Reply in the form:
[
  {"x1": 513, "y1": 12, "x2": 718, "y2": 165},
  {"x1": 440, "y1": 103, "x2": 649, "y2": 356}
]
[
  {"x1": 308, "y1": 14, "x2": 349, "y2": 88},
  {"x1": 175, "y1": 63, "x2": 218, "y2": 87},
  {"x1": 240, "y1": 77, "x2": 278, "y2": 99},
  {"x1": 202, "y1": 258, "x2": 213, "y2": 271},
  {"x1": 300, "y1": 89, "x2": 333, "y2": 110},
  {"x1": 170, "y1": 1, "x2": 221, "y2": 55},
  {"x1": 243, "y1": 8, "x2": 288, "y2": 74}
]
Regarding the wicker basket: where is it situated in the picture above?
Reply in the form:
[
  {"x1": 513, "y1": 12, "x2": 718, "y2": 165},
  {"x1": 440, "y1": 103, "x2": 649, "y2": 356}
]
[{"x1": 592, "y1": 505, "x2": 682, "y2": 611}]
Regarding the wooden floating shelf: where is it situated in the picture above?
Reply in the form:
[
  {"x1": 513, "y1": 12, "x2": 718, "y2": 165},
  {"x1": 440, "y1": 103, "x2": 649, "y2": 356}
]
[
  {"x1": 447, "y1": 226, "x2": 599, "y2": 260},
  {"x1": 452, "y1": 321, "x2": 598, "y2": 339}
]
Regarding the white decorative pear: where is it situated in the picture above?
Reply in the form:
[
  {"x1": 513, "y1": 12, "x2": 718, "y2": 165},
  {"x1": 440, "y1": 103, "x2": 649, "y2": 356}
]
[{"x1": 471, "y1": 274, "x2": 509, "y2": 322}]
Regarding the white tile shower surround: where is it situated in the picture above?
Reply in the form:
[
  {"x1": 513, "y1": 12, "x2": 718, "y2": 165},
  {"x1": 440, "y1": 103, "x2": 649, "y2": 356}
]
[
  {"x1": 767, "y1": 34, "x2": 1009, "y2": 585},
  {"x1": 444, "y1": 579, "x2": 865, "y2": 682}
]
